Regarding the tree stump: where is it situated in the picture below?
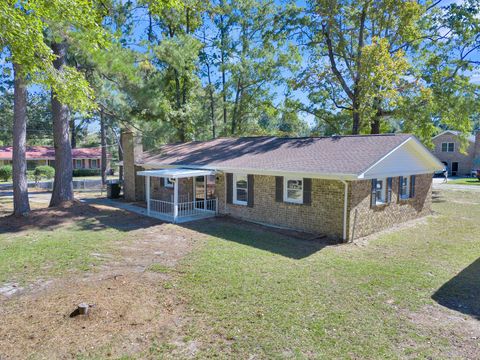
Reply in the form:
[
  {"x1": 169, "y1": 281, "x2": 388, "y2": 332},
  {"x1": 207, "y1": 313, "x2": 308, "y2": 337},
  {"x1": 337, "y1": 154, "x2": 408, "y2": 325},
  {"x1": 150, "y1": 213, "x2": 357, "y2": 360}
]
[{"x1": 69, "y1": 303, "x2": 89, "y2": 318}]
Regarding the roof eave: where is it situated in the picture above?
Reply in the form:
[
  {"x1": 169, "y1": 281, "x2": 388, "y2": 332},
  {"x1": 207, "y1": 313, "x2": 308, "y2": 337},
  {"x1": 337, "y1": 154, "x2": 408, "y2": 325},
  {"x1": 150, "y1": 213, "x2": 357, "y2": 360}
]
[{"x1": 137, "y1": 161, "x2": 359, "y2": 180}]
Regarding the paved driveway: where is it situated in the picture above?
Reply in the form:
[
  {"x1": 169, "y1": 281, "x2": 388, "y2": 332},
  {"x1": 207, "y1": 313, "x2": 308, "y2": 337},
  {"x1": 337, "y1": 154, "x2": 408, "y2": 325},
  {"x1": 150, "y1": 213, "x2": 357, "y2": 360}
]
[{"x1": 432, "y1": 177, "x2": 480, "y2": 192}]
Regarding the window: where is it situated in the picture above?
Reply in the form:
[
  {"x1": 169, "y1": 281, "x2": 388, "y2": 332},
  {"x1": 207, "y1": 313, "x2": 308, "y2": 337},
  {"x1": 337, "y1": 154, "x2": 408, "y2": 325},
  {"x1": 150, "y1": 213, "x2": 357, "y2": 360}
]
[
  {"x1": 399, "y1": 175, "x2": 416, "y2": 199},
  {"x1": 284, "y1": 177, "x2": 303, "y2": 204},
  {"x1": 375, "y1": 178, "x2": 386, "y2": 204},
  {"x1": 164, "y1": 177, "x2": 174, "y2": 188},
  {"x1": 399, "y1": 176, "x2": 410, "y2": 200},
  {"x1": 75, "y1": 159, "x2": 82, "y2": 169},
  {"x1": 441, "y1": 142, "x2": 454, "y2": 152},
  {"x1": 90, "y1": 159, "x2": 98, "y2": 168},
  {"x1": 233, "y1": 174, "x2": 248, "y2": 205}
]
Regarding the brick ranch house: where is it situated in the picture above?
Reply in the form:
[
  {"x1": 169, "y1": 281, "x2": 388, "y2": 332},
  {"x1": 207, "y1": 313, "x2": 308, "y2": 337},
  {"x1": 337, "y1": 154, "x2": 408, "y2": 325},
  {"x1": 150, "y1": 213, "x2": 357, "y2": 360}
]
[
  {"x1": 431, "y1": 130, "x2": 480, "y2": 176},
  {"x1": 121, "y1": 132, "x2": 443, "y2": 242},
  {"x1": 0, "y1": 146, "x2": 109, "y2": 171}
]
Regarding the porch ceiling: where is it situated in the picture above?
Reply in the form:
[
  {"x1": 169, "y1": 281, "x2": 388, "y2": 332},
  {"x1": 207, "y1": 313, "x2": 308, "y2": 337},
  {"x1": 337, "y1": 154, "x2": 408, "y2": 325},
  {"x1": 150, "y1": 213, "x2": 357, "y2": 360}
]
[{"x1": 137, "y1": 168, "x2": 216, "y2": 179}]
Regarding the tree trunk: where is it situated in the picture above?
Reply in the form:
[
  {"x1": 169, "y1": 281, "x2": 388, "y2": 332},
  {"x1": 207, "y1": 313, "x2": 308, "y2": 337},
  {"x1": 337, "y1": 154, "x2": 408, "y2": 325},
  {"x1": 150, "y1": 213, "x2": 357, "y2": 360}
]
[
  {"x1": 351, "y1": 89, "x2": 361, "y2": 134},
  {"x1": 12, "y1": 63, "x2": 30, "y2": 216},
  {"x1": 370, "y1": 117, "x2": 380, "y2": 134},
  {"x1": 219, "y1": 7, "x2": 228, "y2": 133},
  {"x1": 70, "y1": 118, "x2": 76, "y2": 149},
  {"x1": 100, "y1": 110, "x2": 107, "y2": 185},
  {"x1": 352, "y1": 110, "x2": 361, "y2": 135},
  {"x1": 206, "y1": 61, "x2": 216, "y2": 138},
  {"x1": 231, "y1": 78, "x2": 242, "y2": 135},
  {"x1": 49, "y1": 41, "x2": 74, "y2": 207}
]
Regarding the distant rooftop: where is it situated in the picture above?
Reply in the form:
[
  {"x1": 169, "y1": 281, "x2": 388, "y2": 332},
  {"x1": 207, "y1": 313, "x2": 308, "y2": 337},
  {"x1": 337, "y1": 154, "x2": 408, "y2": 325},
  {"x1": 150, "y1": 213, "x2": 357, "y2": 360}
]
[{"x1": 0, "y1": 146, "x2": 105, "y2": 160}]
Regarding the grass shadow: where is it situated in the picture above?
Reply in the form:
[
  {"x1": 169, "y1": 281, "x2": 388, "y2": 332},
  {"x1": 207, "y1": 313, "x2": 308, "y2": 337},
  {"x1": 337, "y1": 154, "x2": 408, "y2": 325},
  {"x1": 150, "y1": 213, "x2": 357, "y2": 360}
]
[
  {"x1": 432, "y1": 258, "x2": 480, "y2": 319},
  {"x1": 432, "y1": 190, "x2": 446, "y2": 203},
  {"x1": 0, "y1": 201, "x2": 163, "y2": 235},
  {"x1": 183, "y1": 217, "x2": 337, "y2": 260}
]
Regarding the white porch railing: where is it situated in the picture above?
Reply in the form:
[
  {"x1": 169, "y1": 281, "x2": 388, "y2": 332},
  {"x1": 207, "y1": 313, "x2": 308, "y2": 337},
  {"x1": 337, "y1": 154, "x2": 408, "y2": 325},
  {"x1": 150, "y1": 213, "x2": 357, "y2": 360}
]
[
  {"x1": 150, "y1": 199, "x2": 174, "y2": 216},
  {"x1": 149, "y1": 198, "x2": 217, "y2": 222}
]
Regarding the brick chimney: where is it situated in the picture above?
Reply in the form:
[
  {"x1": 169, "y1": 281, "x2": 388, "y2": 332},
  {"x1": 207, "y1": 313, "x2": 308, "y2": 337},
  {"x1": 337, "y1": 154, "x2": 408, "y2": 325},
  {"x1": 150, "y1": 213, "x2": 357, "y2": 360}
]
[{"x1": 121, "y1": 129, "x2": 143, "y2": 201}]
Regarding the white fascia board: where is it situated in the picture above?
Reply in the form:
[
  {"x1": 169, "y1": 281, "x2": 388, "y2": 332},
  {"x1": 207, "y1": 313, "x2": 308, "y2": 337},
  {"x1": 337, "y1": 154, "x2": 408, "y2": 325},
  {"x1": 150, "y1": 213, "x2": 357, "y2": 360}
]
[
  {"x1": 359, "y1": 136, "x2": 444, "y2": 179},
  {"x1": 138, "y1": 162, "x2": 358, "y2": 180},
  {"x1": 432, "y1": 130, "x2": 475, "y2": 143},
  {"x1": 137, "y1": 168, "x2": 216, "y2": 178},
  {"x1": 359, "y1": 170, "x2": 435, "y2": 180},
  {"x1": 410, "y1": 136, "x2": 445, "y2": 169},
  {"x1": 432, "y1": 130, "x2": 455, "y2": 140}
]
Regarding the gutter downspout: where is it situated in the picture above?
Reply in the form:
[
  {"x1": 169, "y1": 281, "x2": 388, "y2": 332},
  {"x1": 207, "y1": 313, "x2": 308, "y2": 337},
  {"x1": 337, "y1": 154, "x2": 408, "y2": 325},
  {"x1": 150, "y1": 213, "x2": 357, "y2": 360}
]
[{"x1": 340, "y1": 180, "x2": 349, "y2": 242}]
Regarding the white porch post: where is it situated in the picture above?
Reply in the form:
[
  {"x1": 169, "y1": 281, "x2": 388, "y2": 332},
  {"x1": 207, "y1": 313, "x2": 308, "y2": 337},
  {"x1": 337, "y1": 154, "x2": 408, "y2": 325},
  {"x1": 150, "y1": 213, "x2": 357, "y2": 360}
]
[
  {"x1": 146, "y1": 176, "x2": 151, "y2": 216},
  {"x1": 203, "y1": 175, "x2": 207, "y2": 210},
  {"x1": 173, "y1": 177, "x2": 179, "y2": 222}
]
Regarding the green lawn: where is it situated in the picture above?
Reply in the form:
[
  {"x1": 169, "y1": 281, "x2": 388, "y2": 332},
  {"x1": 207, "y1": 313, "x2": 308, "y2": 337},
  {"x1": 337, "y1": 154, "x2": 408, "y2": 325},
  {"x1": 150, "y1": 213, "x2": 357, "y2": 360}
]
[
  {"x1": 447, "y1": 177, "x2": 480, "y2": 185},
  {"x1": 1, "y1": 189, "x2": 479, "y2": 358},
  {"x1": 0, "y1": 219, "x2": 121, "y2": 284},
  {"x1": 162, "y1": 189, "x2": 480, "y2": 359}
]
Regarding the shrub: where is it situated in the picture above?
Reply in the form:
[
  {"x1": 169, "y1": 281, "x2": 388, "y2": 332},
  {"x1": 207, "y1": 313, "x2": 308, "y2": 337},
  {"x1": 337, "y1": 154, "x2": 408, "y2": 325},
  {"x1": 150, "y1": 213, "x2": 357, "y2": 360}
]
[
  {"x1": 26, "y1": 170, "x2": 35, "y2": 180},
  {"x1": 0, "y1": 165, "x2": 12, "y2": 182},
  {"x1": 72, "y1": 168, "x2": 101, "y2": 177},
  {"x1": 34, "y1": 165, "x2": 55, "y2": 183}
]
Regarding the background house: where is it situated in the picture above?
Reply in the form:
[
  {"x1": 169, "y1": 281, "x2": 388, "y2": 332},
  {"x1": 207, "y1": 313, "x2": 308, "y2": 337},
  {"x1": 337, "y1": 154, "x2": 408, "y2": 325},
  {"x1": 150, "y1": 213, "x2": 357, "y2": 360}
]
[
  {"x1": 122, "y1": 132, "x2": 442, "y2": 241},
  {"x1": 0, "y1": 146, "x2": 108, "y2": 171},
  {"x1": 431, "y1": 131, "x2": 480, "y2": 176}
]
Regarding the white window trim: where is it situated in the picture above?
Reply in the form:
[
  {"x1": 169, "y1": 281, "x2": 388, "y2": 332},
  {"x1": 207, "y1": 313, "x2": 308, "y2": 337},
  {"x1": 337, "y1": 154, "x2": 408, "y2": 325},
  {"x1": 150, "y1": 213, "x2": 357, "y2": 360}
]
[
  {"x1": 283, "y1": 176, "x2": 304, "y2": 204},
  {"x1": 91, "y1": 159, "x2": 98, "y2": 168},
  {"x1": 75, "y1": 159, "x2": 83, "y2": 168},
  {"x1": 233, "y1": 173, "x2": 248, "y2": 206},
  {"x1": 164, "y1": 177, "x2": 174, "y2": 188},
  {"x1": 441, "y1": 142, "x2": 455, "y2": 152},
  {"x1": 400, "y1": 176, "x2": 410, "y2": 200},
  {"x1": 375, "y1": 178, "x2": 387, "y2": 205}
]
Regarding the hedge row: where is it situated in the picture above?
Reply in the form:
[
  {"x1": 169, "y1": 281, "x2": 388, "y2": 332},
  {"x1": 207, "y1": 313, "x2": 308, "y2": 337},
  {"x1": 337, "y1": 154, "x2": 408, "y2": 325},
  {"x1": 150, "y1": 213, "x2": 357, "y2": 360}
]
[
  {"x1": 0, "y1": 165, "x2": 103, "y2": 182},
  {"x1": 72, "y1": 168, "x2": 101, "y2": 177}
]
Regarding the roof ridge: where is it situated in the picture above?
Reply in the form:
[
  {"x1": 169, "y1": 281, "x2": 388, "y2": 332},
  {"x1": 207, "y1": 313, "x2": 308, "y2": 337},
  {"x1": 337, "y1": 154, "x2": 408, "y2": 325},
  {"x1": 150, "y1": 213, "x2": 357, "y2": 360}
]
[{"x1": 213, "y1": 133, "x2": 409, "y2": 141}]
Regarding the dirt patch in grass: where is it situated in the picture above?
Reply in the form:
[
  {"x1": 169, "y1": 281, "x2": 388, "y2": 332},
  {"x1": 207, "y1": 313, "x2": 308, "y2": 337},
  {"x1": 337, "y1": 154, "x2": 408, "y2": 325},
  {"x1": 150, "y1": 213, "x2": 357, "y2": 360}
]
[
  {"x1": 0, "y1": 202, "x2": 203, "y2": 359},
  {"x1": 403, "y1": 304, "x2": 480, "y2": 359}
]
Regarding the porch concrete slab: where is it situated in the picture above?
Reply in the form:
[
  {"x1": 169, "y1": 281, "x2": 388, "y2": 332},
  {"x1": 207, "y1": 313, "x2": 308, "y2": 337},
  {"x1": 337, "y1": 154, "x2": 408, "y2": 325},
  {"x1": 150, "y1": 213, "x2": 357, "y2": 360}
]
[
  {"x1": 80, "y1": 198, "x2": 151, "y2": 217},
  {"x1": 80, "y1": 197, "x2": 217, "y2": 223}
]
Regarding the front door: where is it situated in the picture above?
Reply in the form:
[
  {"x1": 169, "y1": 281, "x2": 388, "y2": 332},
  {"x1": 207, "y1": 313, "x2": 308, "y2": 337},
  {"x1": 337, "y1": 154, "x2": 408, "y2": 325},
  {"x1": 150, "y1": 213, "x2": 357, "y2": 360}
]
[
  {"x1": 194, "y1": 175, "x2": 216, "y2": 210},
  {"x1": 452, "y1": 162, "x2": 458, "y2": 176}
]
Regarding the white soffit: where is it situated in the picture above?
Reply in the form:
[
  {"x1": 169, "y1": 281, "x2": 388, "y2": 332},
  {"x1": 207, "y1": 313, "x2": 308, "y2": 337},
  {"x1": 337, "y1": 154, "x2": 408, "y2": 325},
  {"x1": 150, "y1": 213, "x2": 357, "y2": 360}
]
[
  {"x1": 359, "y1": 137, "x2": 444, "y2": 179},
  {"x1": 137, "y1": 168, "x2": 216, "y2": 178}
]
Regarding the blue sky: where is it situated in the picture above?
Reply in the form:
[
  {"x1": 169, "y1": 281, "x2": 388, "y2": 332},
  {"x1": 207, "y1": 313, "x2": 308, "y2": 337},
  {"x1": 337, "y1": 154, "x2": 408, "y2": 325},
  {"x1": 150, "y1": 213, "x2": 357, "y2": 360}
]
[{"x1": 1, "y1": 0, "x2": 478, "y2": 133}]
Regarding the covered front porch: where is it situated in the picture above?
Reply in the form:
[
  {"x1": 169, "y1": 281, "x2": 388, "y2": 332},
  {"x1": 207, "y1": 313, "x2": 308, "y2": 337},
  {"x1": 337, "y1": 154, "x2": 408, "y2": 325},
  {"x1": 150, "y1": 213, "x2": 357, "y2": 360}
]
[{"x1": 137, "y1": 168, "x2": 217, "y2": 223}]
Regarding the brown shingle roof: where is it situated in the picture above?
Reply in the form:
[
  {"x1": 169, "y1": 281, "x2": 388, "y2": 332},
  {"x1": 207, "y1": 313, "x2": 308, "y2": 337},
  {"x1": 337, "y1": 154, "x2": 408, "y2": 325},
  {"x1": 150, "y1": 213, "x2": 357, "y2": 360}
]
[{"x1": 141, "y1": 134, "x2": 414, "y2": 176}]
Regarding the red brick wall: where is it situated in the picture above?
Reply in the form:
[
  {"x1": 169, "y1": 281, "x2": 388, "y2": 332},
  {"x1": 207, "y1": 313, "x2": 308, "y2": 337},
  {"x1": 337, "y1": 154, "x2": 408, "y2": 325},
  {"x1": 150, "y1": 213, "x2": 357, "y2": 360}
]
[{"x1": 431, "y1": 133, "x2": 475, "y2": 176}]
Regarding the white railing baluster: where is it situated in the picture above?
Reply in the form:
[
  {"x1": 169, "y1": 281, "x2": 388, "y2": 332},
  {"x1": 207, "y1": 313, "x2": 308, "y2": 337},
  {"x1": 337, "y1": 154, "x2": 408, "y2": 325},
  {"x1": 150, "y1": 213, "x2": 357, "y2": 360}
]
[{"x1": 148, "y1": 198, "x2": 217, "y2": 220}]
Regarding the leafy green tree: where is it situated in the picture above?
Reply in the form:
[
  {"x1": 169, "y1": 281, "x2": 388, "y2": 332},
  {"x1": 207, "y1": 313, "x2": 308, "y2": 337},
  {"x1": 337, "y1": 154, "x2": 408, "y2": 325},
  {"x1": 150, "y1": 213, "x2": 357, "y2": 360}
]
[
  {"x1": 298, "y1": 0, "x2": 479, "y2": 139},
  {"x1": 0, "y1": 0, "x2": 108, "y2": 212}
]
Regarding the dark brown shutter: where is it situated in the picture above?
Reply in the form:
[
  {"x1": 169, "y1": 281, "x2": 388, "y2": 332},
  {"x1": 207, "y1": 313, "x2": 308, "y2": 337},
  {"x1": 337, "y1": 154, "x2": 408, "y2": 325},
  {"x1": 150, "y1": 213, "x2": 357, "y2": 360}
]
[
  {"x1": 247, "y1": 174, "x2": 254, "y2": 207},
  {"x1": 371, "y1": 179, "x2": 377, "y2": 208},
  {"x1": 275, "y1": 176, "x2": 283, "y2": 202},
  {"x1": 226, "y1": 173, "x2": 233, "y2": 204},
  {"x1": 387, "y1": 177, "x2": 392, "y2": 203},
  {"x1": 160, "y1": 177, "x2": 165, "y2": 187},
  {"x1": 410, "y1": 175, "x2": 416, "y2": 198},
  {"x1": 398, "y1": 176, "x2": 403, "y2": 200},
  {"x1": 303, "y1": 178, "x2": 312, "y2": 205}
]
